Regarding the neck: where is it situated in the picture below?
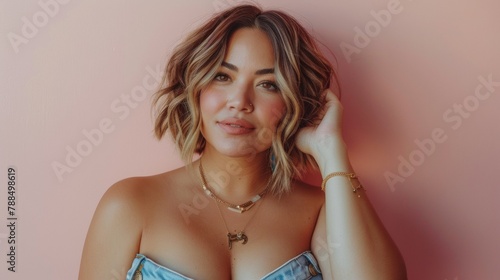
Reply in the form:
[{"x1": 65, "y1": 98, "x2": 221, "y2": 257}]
[{"x1": 197, "y1": 149, "x2": 272, "y2": 201}]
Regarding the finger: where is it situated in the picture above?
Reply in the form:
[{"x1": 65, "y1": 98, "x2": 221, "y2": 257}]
[
  {"x1": 324, "y1": 89, "x2": 341, "y2": 105},
  {"x1": 311, "y1": 90, "x2": 337, "y2": 126}
]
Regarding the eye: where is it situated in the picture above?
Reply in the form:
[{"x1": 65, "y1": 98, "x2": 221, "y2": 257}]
[
  {"x1": 214, "y1": 73, "x2": 230, "y2": 82},
  {"x1": 259, "y1": 81, "x2": 280, "y2": 92}
]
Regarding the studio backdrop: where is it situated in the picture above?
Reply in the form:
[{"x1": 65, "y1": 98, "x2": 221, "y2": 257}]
[{"x1": 1, "y1": 0, "x2": 499, "y2": 279}]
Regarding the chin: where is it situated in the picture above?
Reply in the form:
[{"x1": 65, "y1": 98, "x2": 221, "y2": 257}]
[
  {"x1": 220, "y1": 146, "x2": 264, "y2": 159},
  {"x1": 201, "y1": 128, "x2": 273, "y2": 159},
  {"x1": 210, "y1": 141, "x2": 271, "y2": 159}
]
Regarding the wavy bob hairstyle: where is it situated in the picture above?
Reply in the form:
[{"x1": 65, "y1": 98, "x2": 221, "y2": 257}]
[{"x1": 153, "y1": 4, "x2": 336, "y2": 195}]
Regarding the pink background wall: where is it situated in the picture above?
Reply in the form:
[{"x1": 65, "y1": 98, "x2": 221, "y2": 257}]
[{"x1": 1, "y1": 0, "x2": 499, "y2": 279}]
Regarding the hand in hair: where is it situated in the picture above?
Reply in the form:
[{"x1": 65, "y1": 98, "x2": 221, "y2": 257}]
[{"x1": 295, "y1": 89, "x2": 350, "y2": 174}]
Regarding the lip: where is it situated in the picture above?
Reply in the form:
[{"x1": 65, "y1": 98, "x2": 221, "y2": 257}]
[{"x1": 217, "y1": 118, "x2": 255, "y2": 135}]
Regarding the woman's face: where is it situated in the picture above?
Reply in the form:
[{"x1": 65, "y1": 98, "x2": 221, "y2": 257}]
[{"x1": 200, "y1": 28, "x2": 286, "y2": 158}]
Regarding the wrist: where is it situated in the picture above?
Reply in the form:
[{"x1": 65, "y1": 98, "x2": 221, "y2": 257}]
[{"x1": 313, "y1": 140, "x2": 353, "y2": 176}]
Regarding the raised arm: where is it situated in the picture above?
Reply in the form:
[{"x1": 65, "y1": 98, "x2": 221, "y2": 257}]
[
  {"x1": 79, "y1": 179, "x2": 144, "y2": 280},
  {"x1": 297, "y1": 90, "x2": 407, "y2": 279}
]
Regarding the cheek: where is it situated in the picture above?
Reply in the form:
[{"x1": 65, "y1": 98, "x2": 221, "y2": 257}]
[
  {"x1": 262, "y1": 99, "x2": 286, "y2": 129},
  {"x1": 200, "y1": 89, "x2": 224, "y2": 118},
  {"x1": 254, "y1": 100, "x2": 285, "y2": 149}
]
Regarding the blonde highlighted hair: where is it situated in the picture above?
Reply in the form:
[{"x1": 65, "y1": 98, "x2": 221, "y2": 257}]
[{"x1": 153, "y1": 4, "x2": 336, "y2": 195}]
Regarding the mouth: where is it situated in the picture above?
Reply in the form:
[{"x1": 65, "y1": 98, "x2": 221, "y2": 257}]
[
  {"x1": 217, "y1": 118, "x2": 255, "y2": 134},
  {"x1": 222, "y1": 123, "x2": 250, "y2": 129}
]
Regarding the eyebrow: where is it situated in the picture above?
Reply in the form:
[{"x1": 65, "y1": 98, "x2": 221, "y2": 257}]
[{"x1": 221, "y1": 61, "x2": 274, "y2": 75}]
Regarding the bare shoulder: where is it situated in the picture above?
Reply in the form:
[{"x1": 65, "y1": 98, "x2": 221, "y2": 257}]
[
  {"x1": 101, "y1": 176, "x2": 156, "y2": 210},
  {"x1": 78, "y1": 177, "x2": 148, "y2": 279},
  {"x1": 84, "y1": 175, "x2": 164, "y2": 244},
  {"x1": 97, "y1": 169, "x2": 184, "y2": 218},
  {"x1": 79, "y1": 170, "x2": 184, "y2": 279}
]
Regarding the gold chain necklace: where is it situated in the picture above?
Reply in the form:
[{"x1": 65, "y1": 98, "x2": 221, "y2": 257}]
[
  {"x1": 213, "y1": 193, "x2": 265, "y2": 249},
  {"x1": 198, "y1": 162, "x2": 270, "y2": 214},
  {"x1": 198, "y1": 161, "x2": 270, "y2": 249}
]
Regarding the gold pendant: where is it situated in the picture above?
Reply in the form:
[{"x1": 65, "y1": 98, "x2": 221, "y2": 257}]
[
  {"x1": 227, "y1": 203, "x2": 256, "y2": 213},
  {"x1": 227, "y1": 232, "x2": 248, "y2": 249}
]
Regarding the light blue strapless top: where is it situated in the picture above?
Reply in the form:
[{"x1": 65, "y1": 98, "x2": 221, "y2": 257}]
[{"x1": 126, "y1": 251, "x2": 322, "y2": 279}]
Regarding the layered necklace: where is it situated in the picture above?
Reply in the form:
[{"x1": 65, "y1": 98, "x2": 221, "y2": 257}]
[{"x1": 198, "y1": 161, "x2": 270, "y2": 249}]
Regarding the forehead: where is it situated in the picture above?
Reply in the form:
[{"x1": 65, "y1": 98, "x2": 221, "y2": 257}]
[{"x1": 223, "y1": 28, "x2": 275, "y2": 69}]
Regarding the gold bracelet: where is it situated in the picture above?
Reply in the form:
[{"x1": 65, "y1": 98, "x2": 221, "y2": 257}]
[{"x1": 321, "y1": 172, "x2": 365, "y2": 197}]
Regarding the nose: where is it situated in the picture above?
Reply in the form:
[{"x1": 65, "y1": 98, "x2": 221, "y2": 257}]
[{"x1": 226, "y1": 83, "x2": 254, "y2": 112}]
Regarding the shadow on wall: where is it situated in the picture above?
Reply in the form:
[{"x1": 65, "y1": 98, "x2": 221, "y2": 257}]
[{"x1": 338, "y1": 48, "x2": 463, "y2": 279}]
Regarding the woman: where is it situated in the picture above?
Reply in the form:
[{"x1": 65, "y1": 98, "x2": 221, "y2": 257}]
[{"x1": 79, "y1": 4, "x2": 406, "y2": 280}]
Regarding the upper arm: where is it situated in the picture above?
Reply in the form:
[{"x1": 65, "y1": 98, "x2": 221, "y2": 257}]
[
  {"x1": 79, "y1": 179, "x2": 144, "y2": 280},
  {"x1": 311, "y1": 191, "x2": 407, "y2": 280}
]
